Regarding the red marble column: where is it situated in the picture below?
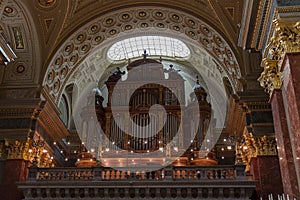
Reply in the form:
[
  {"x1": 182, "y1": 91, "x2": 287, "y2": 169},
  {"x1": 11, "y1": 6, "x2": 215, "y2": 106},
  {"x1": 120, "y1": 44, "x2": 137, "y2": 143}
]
[
  {"x1": 280, "y1": 53, "x2": 300, "y2": 198},
  {"x1": 250, "y1": 156, "x2": 283, "y2": 199},
  {"x1": 0, "y1": 159, "x2": 30, "y2": 200},
  {"x1": 271, "y1": 89, "x2": 299, "y2": 197}
]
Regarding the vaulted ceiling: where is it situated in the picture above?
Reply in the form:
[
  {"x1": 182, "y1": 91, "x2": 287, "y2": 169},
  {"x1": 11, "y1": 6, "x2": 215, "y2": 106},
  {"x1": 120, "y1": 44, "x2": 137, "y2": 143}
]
[{"x1": 0, "y1": 0, "x2": 248, "y2": 100}]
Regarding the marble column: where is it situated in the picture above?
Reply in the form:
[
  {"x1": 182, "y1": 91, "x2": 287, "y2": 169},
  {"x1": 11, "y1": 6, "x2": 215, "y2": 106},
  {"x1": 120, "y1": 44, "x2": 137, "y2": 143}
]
[
  {"x1": 271, "y1": 89, "x2": 299, "y2": 196},
  {"x1": 0, "y1": 159, "x2": 30, "y2": 200},
  {"x1": 250, "y1": 156, "x2": 283, "y2": 199},
  {"x1": 280, "y1": 53, "x2": 300, "y2": 197},
  {"x1": 258, "y1": 20, "x2": 300, "y2": 199}
]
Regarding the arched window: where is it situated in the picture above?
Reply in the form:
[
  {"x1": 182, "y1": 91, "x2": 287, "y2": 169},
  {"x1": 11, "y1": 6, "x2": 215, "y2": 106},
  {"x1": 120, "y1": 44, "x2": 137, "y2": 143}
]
[
  {"x1": 58, "y1": 94, "x2": 69, "y2": 126},
  {"x1": 107, "y1": 36, "x2": 190, "y2": 61}
]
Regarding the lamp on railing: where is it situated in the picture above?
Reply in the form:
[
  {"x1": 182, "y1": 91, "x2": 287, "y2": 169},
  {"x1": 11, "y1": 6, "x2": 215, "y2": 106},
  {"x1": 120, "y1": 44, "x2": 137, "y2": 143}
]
[{"x1": 227, "y1": 135, "x2": 244, "y2": 165}]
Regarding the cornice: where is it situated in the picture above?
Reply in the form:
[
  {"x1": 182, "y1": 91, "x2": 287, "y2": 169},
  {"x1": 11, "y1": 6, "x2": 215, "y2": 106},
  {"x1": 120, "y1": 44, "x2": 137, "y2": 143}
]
[{"x1": 37, "y1": 101, "x2": 69, "y2": 142}]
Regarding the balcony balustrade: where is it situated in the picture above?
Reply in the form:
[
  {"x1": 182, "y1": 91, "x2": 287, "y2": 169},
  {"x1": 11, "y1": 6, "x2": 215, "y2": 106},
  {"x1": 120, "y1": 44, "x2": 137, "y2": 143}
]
[{"x1": 18, "y1": 165, "x2": 257, "y2": 199}]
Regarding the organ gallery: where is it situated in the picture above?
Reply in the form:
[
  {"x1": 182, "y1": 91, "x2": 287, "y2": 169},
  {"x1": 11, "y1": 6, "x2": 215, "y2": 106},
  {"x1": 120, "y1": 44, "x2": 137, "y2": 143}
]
[
  {"x1": 77, "y1": 56, "x2": 218, "y2": 168},
  {"x1": 0, "y1": 1, "x2": 300, "y2": 199}
]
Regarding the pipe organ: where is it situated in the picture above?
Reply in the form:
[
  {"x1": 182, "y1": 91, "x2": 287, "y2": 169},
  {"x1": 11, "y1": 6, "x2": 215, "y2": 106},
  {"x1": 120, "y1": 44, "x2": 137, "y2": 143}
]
[{"x1": 78, "y1": 57, "x2": 217, "y2": 167}]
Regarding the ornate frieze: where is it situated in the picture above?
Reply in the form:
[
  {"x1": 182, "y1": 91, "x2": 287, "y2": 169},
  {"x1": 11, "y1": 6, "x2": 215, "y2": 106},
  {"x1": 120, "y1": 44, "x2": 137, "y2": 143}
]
[{"x1": 259, "y1": 20, "x2": 300, "y2": 97}]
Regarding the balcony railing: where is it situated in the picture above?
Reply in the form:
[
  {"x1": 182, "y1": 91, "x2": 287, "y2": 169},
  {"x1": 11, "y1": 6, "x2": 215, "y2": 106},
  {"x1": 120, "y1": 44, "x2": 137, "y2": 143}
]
[
  {"x1": 27, "y1": 165, "x2": 246, "y2": 182},
  {"x1": 19, "y1": 165, "x2": 256, "y2": 199}
]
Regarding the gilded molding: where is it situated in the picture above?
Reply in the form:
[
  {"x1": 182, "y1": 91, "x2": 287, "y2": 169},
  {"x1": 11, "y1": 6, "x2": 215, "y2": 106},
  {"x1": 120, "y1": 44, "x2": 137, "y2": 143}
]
[{"x1": 259, "y1": 19, "x2": 300, "y2": 97}]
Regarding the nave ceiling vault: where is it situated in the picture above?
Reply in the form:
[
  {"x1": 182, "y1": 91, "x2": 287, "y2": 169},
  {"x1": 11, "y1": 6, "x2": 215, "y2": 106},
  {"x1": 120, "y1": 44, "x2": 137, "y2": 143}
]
[{"x1": 0, "y1": 0, "x2": 244, "y2": 107}]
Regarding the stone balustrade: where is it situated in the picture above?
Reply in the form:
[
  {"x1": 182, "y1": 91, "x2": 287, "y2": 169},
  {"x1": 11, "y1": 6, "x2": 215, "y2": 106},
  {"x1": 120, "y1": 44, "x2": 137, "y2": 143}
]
[
  {"x1": 18, "y1": 165, "x2": 257, "y2": 199},
  {"x1": 27, "y1": 165, "x2": 245, "y2": 181}
]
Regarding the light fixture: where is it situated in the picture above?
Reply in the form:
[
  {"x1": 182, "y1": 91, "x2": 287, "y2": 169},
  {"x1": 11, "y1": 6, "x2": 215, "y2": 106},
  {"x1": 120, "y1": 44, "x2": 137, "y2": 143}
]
[{"x1": 0, "y1": 34, "x2": 17, "y2": 65}]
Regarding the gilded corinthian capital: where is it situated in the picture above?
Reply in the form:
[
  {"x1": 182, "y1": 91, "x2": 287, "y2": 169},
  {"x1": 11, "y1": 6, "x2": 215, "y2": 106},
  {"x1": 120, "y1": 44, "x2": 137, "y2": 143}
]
[
  {"x1": 259, "y1": 19, "x2": 300, "y2": 97},
  {"x1": 258, "y1": 58, "x2": 282, "y2": 96}
]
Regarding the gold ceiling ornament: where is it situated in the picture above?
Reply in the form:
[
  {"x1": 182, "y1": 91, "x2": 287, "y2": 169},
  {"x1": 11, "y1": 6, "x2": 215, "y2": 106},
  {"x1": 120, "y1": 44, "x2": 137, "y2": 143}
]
[
  {"x1": 238, "y1": 133, "x2": 277, "y2": 172},
  {"x1": 259, "y1": 19, "x2": 300, "y2": 97}
]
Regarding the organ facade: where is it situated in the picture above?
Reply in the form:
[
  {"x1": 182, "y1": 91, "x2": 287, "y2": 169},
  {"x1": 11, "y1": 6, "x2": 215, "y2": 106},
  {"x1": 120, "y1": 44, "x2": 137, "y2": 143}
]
[{"x1": 77, "y1": 57, "x2": 217, "y2": 168}]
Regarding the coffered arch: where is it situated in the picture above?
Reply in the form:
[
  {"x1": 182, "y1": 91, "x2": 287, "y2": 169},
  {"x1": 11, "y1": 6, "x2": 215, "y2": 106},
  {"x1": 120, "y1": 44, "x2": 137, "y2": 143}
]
[{"x1": 42, "y1": 6, "x2": 242, "y2": 105}]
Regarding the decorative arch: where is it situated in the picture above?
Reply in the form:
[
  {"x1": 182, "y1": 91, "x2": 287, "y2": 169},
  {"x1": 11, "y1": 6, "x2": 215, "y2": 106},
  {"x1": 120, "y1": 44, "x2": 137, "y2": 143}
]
[{"x1": 42, "y1": 6, "x2": 242, "y2": 105}]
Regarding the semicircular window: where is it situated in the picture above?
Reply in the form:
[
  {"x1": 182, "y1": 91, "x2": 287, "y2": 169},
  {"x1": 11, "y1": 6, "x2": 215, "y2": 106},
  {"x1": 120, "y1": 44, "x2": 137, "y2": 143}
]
[{"x1": 107, "y1": 36, "x2": 190, "y2": 61}]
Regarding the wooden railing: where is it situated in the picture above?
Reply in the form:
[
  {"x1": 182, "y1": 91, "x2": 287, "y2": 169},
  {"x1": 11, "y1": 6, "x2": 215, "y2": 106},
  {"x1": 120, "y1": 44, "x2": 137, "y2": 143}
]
[{"x1": 27, "y1": 165, "x2": 246, "y2": 182}]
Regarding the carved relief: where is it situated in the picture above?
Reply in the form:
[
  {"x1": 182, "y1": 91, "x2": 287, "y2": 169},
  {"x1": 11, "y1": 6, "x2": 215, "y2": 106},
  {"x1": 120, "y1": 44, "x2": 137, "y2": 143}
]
[
  {"x1": 3, "y1": 5, "x2": 17, "y2": 17},
  {"x1": 259, "y1": 20, "x2": 300, "y2": 97}
]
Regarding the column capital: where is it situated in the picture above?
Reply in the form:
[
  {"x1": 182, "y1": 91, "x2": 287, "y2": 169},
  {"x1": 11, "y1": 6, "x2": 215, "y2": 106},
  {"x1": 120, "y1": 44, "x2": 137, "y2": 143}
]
[
  {"x1": 239, "y1": 133, "x2": 277, "y2": 172},
  {"x1": 259, "y1": 20, "x2": 300, "y2": 97},
  {"x1": 258, "y1": 58, "x2": 282, "y2": 97}
]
